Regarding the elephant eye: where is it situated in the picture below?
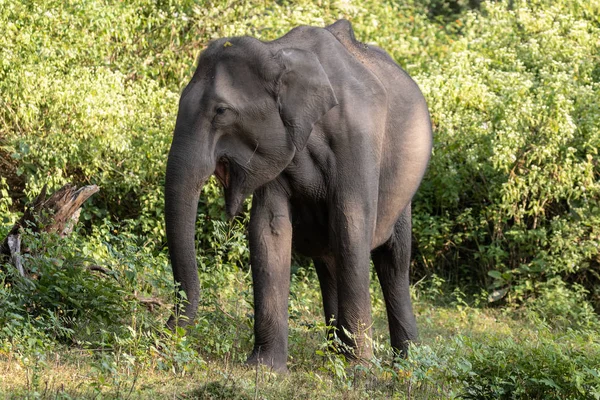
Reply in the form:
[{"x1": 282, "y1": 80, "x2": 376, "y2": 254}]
[{"x1": 212, "y1": 105, "x2": 234, "y2": 126}]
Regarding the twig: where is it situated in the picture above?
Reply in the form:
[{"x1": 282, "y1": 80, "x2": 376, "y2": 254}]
[
  {"x1": 125, "y1": 367, "x2": 140, "y2": 400},
  {"x1": 136, "y1": 296, "x2": 165, "y2": 312},
  {"x1": 87, "y1": 265, "x2": 116, "y2": 277},
  {"x1": 216, "y1": 303, "x2": 236, "y2": 320}
]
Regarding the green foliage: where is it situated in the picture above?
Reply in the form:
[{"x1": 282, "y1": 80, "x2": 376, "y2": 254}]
[
  {"x1": 455, "y1": 333, "x2": 600, "y2": 399},
  {"x1": 4, "y1": 0, "x2": 597, "y2": 310},
  {"x1": 411, "y1": 0, "x2": 600, "y2": 310},
  {"x1": 0, "y1": 176, "x2": 16, "y2": 225},
  {"x1": 522, "y1": 278, "x2": 600, "y2": 330},
  {"x1": 2, "y1": 242, "x2": 115, "y2": 343}
]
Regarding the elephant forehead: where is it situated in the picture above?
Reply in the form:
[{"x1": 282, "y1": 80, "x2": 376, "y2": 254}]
[{"x1": 211, "y1": 61, "x2": 269, "y2": 105}]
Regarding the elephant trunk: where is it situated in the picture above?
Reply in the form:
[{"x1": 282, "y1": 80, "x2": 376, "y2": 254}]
[{"x1": 164, "y1": 138, "x2": 213, "y2": 329}]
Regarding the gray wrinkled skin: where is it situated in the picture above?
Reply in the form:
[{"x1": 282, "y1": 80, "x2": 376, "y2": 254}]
[{"x1": 164, "y1": 20, "x2": 432, "y2": 372}]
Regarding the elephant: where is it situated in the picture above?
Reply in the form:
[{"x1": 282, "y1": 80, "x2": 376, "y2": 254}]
[{"x1": 164, "y1": 19, "x2": 432, "y2": 372}]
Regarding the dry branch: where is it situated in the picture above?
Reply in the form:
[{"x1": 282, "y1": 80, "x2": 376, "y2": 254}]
[
  {"x1": 136, "y1": 296, "x2": 165, "y2": 312},
  {"x1": 87, "y1": 264, "x2": 117, "y2": 279},
  {"x1": 7, "y1": 234, "x2": 24, "y2": 277}
]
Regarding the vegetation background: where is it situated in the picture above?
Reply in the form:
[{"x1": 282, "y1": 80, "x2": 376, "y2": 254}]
[{"x1": 1, "y1": 0, "x2": 599, "y2": 398}]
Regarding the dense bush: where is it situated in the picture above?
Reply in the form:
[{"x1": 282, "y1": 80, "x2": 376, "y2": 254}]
[
  {"x1": 411, "y1": 0, "x2": 600, "y2": 312},
  {"x1": 2, "y1": 0, "x2": 599, "y2": 312}
]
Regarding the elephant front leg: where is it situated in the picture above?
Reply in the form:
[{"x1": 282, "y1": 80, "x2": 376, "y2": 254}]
[
  {"x1": 332, "y1": 201, "x2": 374, "y2": 360},
  {"x1": 246, "y1": 188, "x2": 292, "y2": 372}
]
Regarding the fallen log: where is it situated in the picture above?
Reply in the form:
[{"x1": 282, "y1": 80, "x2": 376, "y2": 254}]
[{"x1": 0, "y1": 184, "x2": 99, "y2": 276}]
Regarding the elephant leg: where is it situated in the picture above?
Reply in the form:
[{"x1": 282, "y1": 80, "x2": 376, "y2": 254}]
[
  {"x1": 372, "y1": 203, "x2": 418, "y2": 358},
  {"x1": 314, "y1": 256, "x2": 338, "y2": 333},
  {"x1": 331, "y1": 201, "x2": 374, "y2": 360},
  {"x1": 246, "y1": 186, "x2": 292, "y2": 372}
]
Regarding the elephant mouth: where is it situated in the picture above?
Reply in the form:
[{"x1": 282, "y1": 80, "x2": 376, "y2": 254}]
[{"x1": 214, "y1": 157, "x2": 230, "y2": 188}]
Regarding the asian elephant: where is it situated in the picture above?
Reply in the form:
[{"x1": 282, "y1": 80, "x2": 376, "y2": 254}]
[{"x1": 164, "y1": 19, "x2": 432, "y2": 372}]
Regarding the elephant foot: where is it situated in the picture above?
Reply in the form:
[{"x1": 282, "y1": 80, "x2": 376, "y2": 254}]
[
  {"x1": 333, "y1": 329, "x2": 373, "y2": 362},
  {"x1": 246, "y1": 348, "x2": 288, "y2": 373},
  {"x1": 165, "y1": 315, "x2": 178, "y2": 331},
  {"x1": 392, "y1": 339, "x2": 415, "y2": 360},
  {"x1": 336, "y1": 346, "x2": 373, "y2": 365}
]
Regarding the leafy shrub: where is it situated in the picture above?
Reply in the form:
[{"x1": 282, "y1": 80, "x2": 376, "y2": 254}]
[
  {"x1": 411, "y1": 0, "x2": 600, "y2": 309},
  {"x1": 456, "y1": 333, "x2": 600, "y2": 399},
  {"x1": 418, "y1": 0, "x2": 488, "y2": 19},
  {"x1": 522, "y1": 277, "x2": 600, "y2": 330},
  {"x1": 3, "y1": 0, "x2": 598, "y2": 314},
  {"x1": 0, "y1": 230, "x2": 130, "y2": 341},
  {"x1": 0, "y1": 177, "x2": 15, "y2": 225}
]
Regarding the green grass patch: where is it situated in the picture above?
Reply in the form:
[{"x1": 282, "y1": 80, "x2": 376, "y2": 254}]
[{"x1": 2, "y1": 283, "x2": 599, "y2": 399}]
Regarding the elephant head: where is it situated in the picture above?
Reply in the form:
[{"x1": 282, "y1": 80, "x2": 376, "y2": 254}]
[{"x1": 164, "y1": 36, "x2": 338, "y2": 328}]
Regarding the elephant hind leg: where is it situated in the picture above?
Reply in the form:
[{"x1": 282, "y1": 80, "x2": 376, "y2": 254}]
[
  {"x1": 372, "y1": 203, "x2": 418, "y2": 357},
  {"x1": 314, "y1": 256, "x2": 338, "y2": 331}
]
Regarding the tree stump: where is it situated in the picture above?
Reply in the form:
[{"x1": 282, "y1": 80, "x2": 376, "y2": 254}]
[{"x1": 0, "y1": 184, "x2": 99, "y2": 276}]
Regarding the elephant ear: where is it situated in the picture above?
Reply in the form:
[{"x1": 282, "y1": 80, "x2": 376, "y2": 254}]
[{"x1": 276, "y1": 48, "x2": 338, "y2": 151}]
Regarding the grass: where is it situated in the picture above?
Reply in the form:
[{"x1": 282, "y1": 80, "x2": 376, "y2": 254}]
[
  {"x1": 1, "y1": 280, "x2": 599, "y2": 399},
  {"x1": 0, "y1": 299, "x2": 485, "y2": 399}
]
